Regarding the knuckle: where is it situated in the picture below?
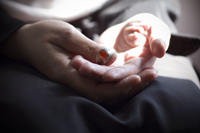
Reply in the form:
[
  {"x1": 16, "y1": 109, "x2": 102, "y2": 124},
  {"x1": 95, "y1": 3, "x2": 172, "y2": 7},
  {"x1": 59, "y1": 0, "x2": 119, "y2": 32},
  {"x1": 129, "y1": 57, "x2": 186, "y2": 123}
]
[
  {"x1": 63, "y1": 24, "x2": 76, "y2": 38},
  {"x1": 84, "y1": 43, "x2": 98, "y2": 63}
]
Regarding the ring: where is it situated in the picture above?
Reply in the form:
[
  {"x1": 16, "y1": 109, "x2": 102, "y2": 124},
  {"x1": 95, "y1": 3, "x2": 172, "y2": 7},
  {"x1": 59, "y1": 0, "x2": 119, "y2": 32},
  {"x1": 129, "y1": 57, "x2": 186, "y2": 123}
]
[{"x1": 96, "y1": 48, "x2": 115, "y2": 65}]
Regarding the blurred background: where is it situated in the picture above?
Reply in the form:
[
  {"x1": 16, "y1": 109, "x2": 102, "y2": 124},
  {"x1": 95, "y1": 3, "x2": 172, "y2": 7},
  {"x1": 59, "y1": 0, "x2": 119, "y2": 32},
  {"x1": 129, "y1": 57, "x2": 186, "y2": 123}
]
[
  {"x1": 175, "y1": 0, "x2": 200, "y2": 80},
  {"x1": 175, "y1": 0, "x2": 200, "y2": 36}
]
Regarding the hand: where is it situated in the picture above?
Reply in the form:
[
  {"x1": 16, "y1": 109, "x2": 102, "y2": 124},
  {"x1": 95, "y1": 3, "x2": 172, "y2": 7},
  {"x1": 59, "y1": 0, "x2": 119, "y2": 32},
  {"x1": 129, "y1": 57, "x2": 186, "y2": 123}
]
[
  {"x1": 72, "y1": 13, "x2": 170, "y2": 82},
  {"x1": 0, "y1": 20, "x2": 157, "y2": 104},
  {"x1": 71, "y1": 56, "x2": 157, "y2": 104}
]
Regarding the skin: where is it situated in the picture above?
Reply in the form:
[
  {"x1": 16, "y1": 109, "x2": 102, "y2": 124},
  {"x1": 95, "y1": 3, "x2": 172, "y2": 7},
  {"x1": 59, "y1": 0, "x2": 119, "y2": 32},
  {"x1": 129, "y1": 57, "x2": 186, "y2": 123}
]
[
  {"x1": 0, "y1": 13, "x2": 170, "y2": 104},
  {"x1": 71, "y1": 13, "x2": 170, "y2": 83}
]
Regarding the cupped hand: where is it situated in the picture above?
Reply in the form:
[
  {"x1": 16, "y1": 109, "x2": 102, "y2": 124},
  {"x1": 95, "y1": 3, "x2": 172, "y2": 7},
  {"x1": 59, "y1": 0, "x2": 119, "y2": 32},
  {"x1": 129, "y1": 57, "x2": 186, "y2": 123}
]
[
  {"x1": 0, "y1": 19, "x2": 157, "y2": 104},
  {"x1": 71, "y1": 55, "x2": 157, "y2": 104},
  {"x1": 72, "y1": 13, "x2": 170, "y2": 82}
]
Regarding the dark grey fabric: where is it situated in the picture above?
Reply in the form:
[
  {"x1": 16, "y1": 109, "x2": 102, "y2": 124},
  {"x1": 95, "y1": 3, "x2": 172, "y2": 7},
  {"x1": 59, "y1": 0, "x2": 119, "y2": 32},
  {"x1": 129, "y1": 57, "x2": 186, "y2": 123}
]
[{"x1": 0, "y1": 57, "x2": 200, "y2": 133}]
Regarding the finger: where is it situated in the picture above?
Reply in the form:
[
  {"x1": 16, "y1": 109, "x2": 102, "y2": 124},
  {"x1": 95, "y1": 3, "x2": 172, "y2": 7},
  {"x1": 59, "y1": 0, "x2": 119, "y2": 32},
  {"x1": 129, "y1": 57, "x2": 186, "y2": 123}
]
[
  {"x1": 125, "y1": 67, "x2": 158, "y2": 97},
  {"x1": 56, "y1": 22, "x2": 117, "y2": 65},
  {"x1": 123, "y1": 45, "x2": 145, "y2": 62},
  {"x1": 102, "y1": 57, "x2": 141, "y2": 82},
  {"x1": 147, "y1": 15, "x2": 171, "y2": 58},
  {"x1": 116, "y1": 68, "x2": 158, "y2": 104},
  {"x1": 70, "y1": 55, "x2": 112, "y2": 82},
  {"x1": 70, "y1": 55, "x2": 141, "y2": 104},
  {"x1": 95, "y1": 74, "x2": 141, "y2": 103},
  {"x1": 102, "y1": 54, "x2": 156, "y2": 82},
  {"x1": 125, "y1": 32, "x2": 147, "y2": 48},
  {"x1": 138, "y1": 67, "x2": 158, "y2": 87},
  {"x1": 123, "y1": 24, "x2": 147, "y2": 48}
]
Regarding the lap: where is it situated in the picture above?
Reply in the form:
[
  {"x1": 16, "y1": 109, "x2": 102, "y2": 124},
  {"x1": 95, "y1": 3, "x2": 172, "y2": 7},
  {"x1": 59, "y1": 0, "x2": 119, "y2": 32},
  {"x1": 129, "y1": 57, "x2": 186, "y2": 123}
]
[
  {"x1": 154, "y1": 53, "x2": 200, "y2": 88},
  {"x1": 0, "y1": 57, "x2": 200, "y2": 132}
]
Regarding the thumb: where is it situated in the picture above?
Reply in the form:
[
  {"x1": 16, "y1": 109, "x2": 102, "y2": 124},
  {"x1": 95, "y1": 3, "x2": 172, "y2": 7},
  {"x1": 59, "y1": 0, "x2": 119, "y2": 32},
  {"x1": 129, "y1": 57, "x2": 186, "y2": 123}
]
[
  {"x1": 148, "y1": 25, "x2": 171, "y2": 58},
  {"x1": 146, "y1": 14, "x2": 171, "y2": 58},
  {"x1": 57, "y1": 24, "x2": 117, "y2": 65}
]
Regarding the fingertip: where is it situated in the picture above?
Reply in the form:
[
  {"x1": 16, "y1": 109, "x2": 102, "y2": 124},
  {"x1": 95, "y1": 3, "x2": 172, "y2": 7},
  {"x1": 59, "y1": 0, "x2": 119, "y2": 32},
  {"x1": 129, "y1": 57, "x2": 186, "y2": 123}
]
[
  {"x1": 70, "y1": 55, "x2": 83, "y2": 70},
  {"x1": 151, "y1": 39, "x2": 166, "y2": 58},
  {"x1": 147, "y1": 67, "x2": 158, "y2": 76},
  {"x1": 104, "y1": 52, "x2": 117, "y2": 66},
  {"x1": 150, "y1": 69, "x2": 158, "y2": 81},
  {"x1": 141, "y1": 68, "x2": 158, "y2": 83},
  {"x1": 131, "y1": 75, "x2": 141, "y2": 87},
  {"x1": 79, "y1": 62, "x2": 91, "y2": 75}
]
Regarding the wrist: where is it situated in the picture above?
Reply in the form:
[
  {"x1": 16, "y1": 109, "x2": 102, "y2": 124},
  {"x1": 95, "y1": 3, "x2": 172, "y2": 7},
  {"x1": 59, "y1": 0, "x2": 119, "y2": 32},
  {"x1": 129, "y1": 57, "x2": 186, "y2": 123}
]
[{"x1": 0, "y1": 24, "x2": 31, "y2": 62}]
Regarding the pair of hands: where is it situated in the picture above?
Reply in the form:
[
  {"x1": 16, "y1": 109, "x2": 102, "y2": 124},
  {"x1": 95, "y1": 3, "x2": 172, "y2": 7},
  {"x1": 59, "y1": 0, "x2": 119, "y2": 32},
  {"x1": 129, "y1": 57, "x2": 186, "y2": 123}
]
[{"x1": 1, "y1": 13, "x2": 170, "y2": 104}]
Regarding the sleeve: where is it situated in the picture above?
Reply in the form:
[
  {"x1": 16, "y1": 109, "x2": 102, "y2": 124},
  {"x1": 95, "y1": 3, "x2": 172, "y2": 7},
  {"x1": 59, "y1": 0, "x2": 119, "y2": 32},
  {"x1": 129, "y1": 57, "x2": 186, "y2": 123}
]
[{"x1": 0, "y1": 8, "x2": 26, "y2": 44}]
